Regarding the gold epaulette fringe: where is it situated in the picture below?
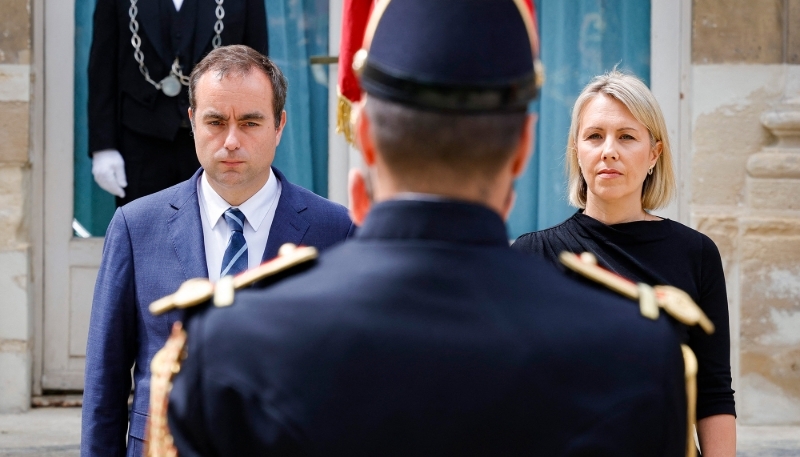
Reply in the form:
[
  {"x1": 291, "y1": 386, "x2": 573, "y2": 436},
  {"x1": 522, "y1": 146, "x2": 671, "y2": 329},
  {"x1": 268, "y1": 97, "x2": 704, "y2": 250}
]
[
  {"x1": 682, "y1": 344, "x2": 699, "y2": 457},
  {"x1": 145, "y1": 322, "x2": 187, "y2": 457},
  {"x1": 336, "y1": 94, "x2": 356, "y2": 146}
]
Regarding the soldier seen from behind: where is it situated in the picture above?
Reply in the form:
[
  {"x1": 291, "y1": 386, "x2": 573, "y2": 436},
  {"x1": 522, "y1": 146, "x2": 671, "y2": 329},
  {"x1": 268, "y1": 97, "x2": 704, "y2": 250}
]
[{"x1": 165, "y1": 1, "x2": 689, "y2": 455}]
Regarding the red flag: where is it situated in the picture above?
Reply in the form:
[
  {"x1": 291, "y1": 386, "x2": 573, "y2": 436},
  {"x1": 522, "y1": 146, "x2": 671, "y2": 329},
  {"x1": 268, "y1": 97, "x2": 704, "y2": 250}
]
[{"x1": 336, "y1": 0, "x2": 374, "y2": 145}]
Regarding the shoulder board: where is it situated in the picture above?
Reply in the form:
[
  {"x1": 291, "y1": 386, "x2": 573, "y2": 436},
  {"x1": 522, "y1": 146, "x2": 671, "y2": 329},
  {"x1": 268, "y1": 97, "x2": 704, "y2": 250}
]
[
  {"x1": 559, "y1": 252, "x2": 714, "y2": 334},
  {"x1": 149, "y1": 243, "x2": 318, "y2": 315}
]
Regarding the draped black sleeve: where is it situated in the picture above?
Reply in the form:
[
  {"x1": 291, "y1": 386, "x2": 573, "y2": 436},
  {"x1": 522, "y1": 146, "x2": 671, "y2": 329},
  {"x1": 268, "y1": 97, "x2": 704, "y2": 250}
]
[{"x1": 512, "y1": 211, "x2": 736, "y2": 420}]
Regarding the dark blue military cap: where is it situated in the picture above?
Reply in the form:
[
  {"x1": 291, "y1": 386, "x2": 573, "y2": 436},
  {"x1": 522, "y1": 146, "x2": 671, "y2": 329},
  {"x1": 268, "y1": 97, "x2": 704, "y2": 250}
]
[{"x1": 358, "y1": 0, "x2": 540, "y2": 113}]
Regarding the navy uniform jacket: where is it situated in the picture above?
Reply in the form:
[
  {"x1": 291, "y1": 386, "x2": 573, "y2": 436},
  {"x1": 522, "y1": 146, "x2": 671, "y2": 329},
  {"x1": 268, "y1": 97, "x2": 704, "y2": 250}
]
[
  {"x1": 81, "y1": 167, "x2": 354, "y2": 457},
  {"x1": 168, "y1": 199, "x2": 687, "y2": 456}
]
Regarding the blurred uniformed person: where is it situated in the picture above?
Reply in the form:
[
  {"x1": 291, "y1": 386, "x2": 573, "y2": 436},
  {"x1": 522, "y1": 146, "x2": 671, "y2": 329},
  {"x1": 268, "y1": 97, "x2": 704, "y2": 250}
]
[
  {"x1": 167, "y1": 0, "x2": 687, "y2": 455},
  {"x1": 88, "y1": 0, "x2": 268, "y2": 204}
]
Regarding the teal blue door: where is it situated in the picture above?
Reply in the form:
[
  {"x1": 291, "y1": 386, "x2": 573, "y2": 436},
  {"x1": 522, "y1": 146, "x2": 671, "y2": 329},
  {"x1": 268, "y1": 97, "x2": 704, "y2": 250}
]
[{"x1": 74, "y1": 0, "x2": 112, "y2": 237}]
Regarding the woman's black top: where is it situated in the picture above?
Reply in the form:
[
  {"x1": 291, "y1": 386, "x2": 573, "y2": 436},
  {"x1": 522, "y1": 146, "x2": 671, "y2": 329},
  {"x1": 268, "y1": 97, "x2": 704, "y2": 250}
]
[{"x1": 512, "y1": 211, "x2": 736, "y2": 420}]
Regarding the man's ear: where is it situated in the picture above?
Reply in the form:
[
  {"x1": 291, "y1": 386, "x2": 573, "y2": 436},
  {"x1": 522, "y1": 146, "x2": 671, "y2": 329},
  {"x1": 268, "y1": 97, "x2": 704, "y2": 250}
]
[
  {"x1": 356, "y1": 103, "x2": 376, "y2": 166},
  {"x1": 348, "y1": 168, "x2": 372, "y2": 226},
  {"x1": 187, "y1": 108, "x2": 194, "y2": 131},
  {"x1": 510, "y1": 114, "x2": 536, "y2": 178},
  {"x1": 275, "y1": 110, "x2": 287, "y2": 145}
]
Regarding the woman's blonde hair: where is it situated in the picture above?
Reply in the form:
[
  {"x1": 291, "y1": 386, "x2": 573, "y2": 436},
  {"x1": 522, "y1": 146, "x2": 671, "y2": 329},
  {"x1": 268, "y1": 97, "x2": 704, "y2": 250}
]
[{"x1": 566, "y1": 70, "x2": 675, "y2": 210}]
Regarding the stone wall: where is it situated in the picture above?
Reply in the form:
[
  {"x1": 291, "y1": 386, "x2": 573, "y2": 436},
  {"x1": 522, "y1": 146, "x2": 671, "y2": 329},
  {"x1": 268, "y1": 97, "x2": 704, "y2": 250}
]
[
  {"x1": 0, "y1": 0, "x2": 32, "y2": 412},
  {"x1": 692, "y1": 0, "x2": 800, "y2": 424}
]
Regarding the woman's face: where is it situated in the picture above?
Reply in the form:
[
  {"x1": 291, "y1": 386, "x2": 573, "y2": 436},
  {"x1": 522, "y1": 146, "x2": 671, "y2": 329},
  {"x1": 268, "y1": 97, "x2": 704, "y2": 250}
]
[{"x1": 576, "y1": 93, "x2": 661, "y2": 211}]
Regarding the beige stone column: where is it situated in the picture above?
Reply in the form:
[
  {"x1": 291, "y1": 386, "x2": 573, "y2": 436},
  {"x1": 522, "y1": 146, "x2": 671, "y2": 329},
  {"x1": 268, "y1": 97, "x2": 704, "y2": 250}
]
[
  {"x1": 691, "y1": 0, "x2": 800, "y2": 426},
  {"x1": 0, "y1": 0, "x2": 32, "y2": 412},
  {"x1": 739, "y1": 71, "x2": 800, "y2": 424}
]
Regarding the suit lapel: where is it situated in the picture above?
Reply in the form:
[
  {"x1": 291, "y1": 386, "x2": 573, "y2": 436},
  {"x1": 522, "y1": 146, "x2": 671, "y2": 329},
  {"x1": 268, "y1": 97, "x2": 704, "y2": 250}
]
[
  {"x1": 262, "y1": 170, "x2": 311, "y2": 261},
  {"x1": 168, "y1": 170, "x2": 209, "y2": 281},
  {"x1": 136, "y1": 0, "x2": 172, "y2": 66},
  {"x1": 193, "y1": 0, "x2": 217, "y2": 63}
]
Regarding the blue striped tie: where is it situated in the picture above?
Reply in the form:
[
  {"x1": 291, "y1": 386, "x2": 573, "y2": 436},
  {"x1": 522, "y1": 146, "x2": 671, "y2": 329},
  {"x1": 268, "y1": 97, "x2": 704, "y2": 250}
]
[{"x1": 220, "y1": 208, "x2": 248, "y2": 277}]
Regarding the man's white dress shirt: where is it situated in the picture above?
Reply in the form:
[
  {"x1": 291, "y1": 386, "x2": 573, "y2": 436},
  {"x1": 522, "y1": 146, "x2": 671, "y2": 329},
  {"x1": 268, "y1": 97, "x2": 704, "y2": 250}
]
[{"x1": 198, "y1": 168, "x2": 282, "y2": 282}]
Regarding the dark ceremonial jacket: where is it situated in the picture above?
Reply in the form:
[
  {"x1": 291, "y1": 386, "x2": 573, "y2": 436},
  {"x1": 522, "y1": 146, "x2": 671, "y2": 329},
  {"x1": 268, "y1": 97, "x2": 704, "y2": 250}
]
[
  {"x1": 88, "y1": 0, "x2": 268, "y2": 154},
  {"x1": 81, "y1": 167, "x2": 354, "y2": 457},
  {"x1": 168, "y1": 199, "x2": 687, "y2": 456}
]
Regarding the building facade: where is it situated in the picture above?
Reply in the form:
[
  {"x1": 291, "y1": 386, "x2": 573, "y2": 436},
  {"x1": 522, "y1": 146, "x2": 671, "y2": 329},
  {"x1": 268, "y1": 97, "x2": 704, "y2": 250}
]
[
  {"x1": 692, "y1": 0, "x2": 800, "y2": 424},
  {"x1": 0, "y1": 0, "x2": 797, "y2": 425},
  {"x1": 0, "y1": 0, "x2": 34, "y2": 412}
]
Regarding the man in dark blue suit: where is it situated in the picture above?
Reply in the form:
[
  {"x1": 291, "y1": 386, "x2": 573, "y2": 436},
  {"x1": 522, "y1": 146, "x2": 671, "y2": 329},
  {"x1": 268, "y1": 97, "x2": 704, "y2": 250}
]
[
  {"x1": 167, "y1": 2, "x2": 687, "y2": 455},
  {"x1": 82, "y1": 45, "x2": 354, "y2": 456}
]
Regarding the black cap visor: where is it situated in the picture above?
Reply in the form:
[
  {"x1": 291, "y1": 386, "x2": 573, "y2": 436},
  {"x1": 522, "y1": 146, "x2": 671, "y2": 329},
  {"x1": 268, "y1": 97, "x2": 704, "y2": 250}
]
[{"x1": 361, "y1": 60, "x2": 538, "y2": 113}]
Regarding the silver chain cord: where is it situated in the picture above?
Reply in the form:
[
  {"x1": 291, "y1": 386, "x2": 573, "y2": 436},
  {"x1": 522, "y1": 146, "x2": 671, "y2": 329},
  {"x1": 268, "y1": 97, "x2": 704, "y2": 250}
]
[
  {"x1": 129, "y1": 0, "x2": 225, "y2": 92},
  {"x1": 212, "y1": 0, "x2": 225, "y2": 48}
]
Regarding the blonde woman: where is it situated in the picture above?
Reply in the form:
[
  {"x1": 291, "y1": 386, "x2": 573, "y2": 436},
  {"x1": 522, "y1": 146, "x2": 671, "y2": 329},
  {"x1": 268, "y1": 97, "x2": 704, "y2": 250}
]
[{"x1": 512, "y1": 71, "x2": 736, "y2": 456}]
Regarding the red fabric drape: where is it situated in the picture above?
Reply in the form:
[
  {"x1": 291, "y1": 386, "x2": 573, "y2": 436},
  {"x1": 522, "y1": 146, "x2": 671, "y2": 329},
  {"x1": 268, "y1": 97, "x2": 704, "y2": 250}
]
[{"x1": 336, "y1": 0, "x2": 374, "y2": 144}]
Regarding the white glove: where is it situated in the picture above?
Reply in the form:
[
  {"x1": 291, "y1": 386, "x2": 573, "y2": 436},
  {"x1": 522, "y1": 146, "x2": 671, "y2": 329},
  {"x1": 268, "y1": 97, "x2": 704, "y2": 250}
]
[{"x1": 92, "y1": 149, "x2": 128, "y2": 198}]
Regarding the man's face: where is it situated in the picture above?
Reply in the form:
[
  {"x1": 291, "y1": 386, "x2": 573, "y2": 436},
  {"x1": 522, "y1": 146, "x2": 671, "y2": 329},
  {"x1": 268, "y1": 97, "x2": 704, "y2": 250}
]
[{"x1": 190, "y1": 69, "x2": 285, "y2": 205}]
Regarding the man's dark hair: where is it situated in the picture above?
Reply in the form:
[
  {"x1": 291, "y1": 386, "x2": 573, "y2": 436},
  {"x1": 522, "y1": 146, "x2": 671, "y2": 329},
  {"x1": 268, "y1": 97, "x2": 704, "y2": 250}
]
[
  {"x1": 365, "y1": 97, "x2": 528, "y2": 179},
  {"x1": 189, "y1": 45, "x2": 288, "y2": 128}
]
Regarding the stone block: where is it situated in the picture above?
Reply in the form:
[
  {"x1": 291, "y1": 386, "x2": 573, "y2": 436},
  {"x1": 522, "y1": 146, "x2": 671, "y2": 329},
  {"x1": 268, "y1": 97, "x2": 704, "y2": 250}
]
[
  {"x1": 739, "y1": 371, "x2": 800, "y2": 424},
  {"x1": 747, "y1": 151, "x2": 800, "y2": 178},
  {"x1": 743, "y1": 216, "x2": 800, "y2": 237},
  {"x1": 0, "y1": 249, "x2": 29, "y2": 341},
  {"x1": 740, "y1": 232, "x2": 800, "y2": 344},
  {"x1": 0, "y1": 165, "x2": 26, "y2": 249},
  {"x1": 741, "y1": 333, "x2": 800, "y2": 387},
  {"x1": 737, "y1": 227, "x2": 800, "y2": 424},
  {"x1": 693, "y1": 0, "x2": 784, "y2": 64},
  {"x1": 691, "y1": 65, "x2": 783, "y2": 206},
  {"x1": 0, "y1": 0, "x2": 31, "y2": 65},
  {"x1": 0, "y1": 350, "x2": 30, "y2": 413},
  {"x1": 0, "y1": 64, "x2": 30, "y2": 102},
  {"x1": 691, "y1": 151, "x2": 749, "y2": 206},
  {"x1": 0, "y1": 101, "x2": 29, "y2": 163},
  {"x1": 789, "y1": 0, "x2": 800, "y2": 64},
  {"x1": 747, "y1": 177, "x2": 800, "y2": 211}
]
